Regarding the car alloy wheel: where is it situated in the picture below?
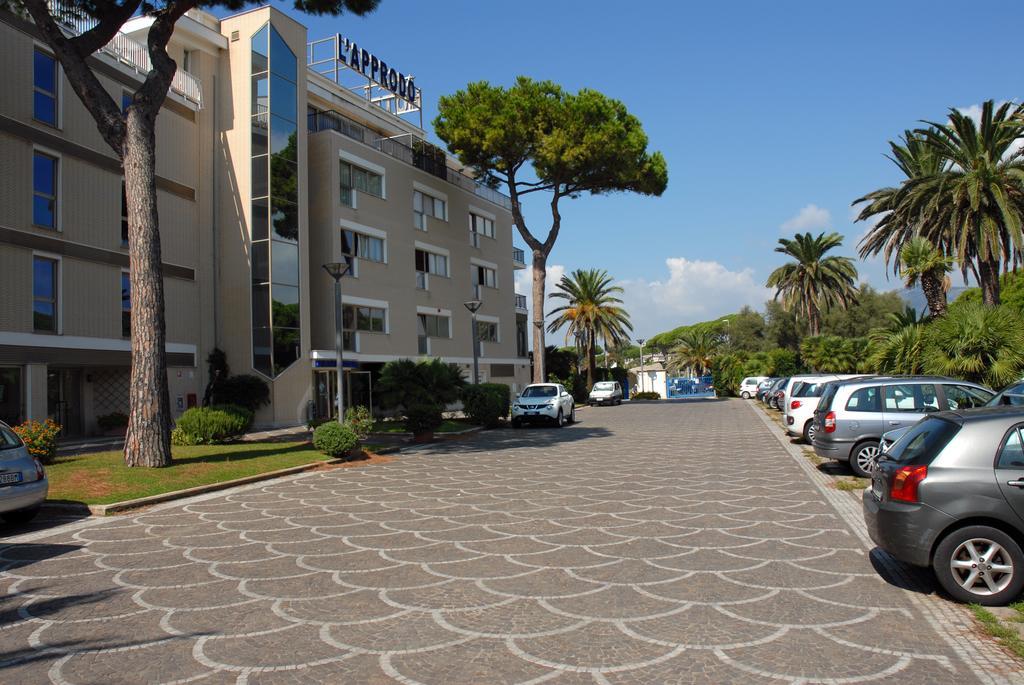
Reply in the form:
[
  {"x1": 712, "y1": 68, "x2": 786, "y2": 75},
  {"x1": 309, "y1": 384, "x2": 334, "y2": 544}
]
[
  {"x1": 850, "y1": 441, "x2": 880, "y2": 478},
  {"x1": 570, "y1": 405, "x2": 576, "y2": 423},
  {"x1": 934, "y1": 526, "x2": 1024, "y2": 605},
  {"x1": 556, "y1": 409, "x2": 565, "y2": 427},
  {"x1": 803, "y1": 420, "x2": 816, "y2": 444},
  {"x1": 741, "y1": 391, "x2": 750, "y2": 399}
]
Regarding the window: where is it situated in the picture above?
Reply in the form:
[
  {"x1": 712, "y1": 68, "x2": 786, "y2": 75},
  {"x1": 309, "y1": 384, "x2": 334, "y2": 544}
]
[
  {"x1": 474, "y1": 265, "x2": 497, "y2": 289},
  {"x1": 943, "y1": 384, "x2": 993, "y2": 411},
  {"x1": 33, "y1": 151, "x2": 58, "y2": 229},
  {"x1": 121, "y1": 182, "x2": 129, "y2": 245},
  {"x1": 32, "y1": 256, "x2": 58, "y2": 332},
  {"x1": 477, "y1": 320, "x2": 498, "y2": 343},
  {"x1": 845, "y1": 386, "x2": 880, "y2": 413},
  {"x1": 415, "y1": 249, "x2": 448, "y2": 289},
  {"x1": 886, "y1": 417, "x2": 961, "y2": 465},
  {"x1": 340, "y1": 161, "x2": 383, "y2": 206},
  {"x1": 998, "y1": 428, "x2": 1024, "y2": 469},
  {"x1": 0, "y1": 368, "x2": 23, "y2": 426},
  {"x1": 343, "y1": 304, "x2": 386, "y2": 333},
  {"x1": 413, "y1": 190, "x2": 445, "y2": 229},
  {"x1": 33, "y1": 49, "x2": 57, "y2": 126},
  {"x1": 884, "y1": 383, "x2": 939, "y2": 413},
  {"x1": 417, "y1": 313, "x2": 450, "y2": 355},
  {"x1": 340, "y1": 229, "x2": 385, "y2": 269},
  {"x1": 121, "y1": 272, "x2": 131, "y2": 337},
  {"x1": 471, "y1": 214, "x2": 495, "y2": 238}
]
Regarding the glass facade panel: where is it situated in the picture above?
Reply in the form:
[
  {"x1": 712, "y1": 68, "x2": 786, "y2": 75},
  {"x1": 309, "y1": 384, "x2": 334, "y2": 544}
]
[
  {"x1": 251, "y1": 23, "x2": 301, "y2": 377},
  {"x1": 33, "y1": 152, "x2": 57, "y2": 228},
  {"x1": 32, "y1": 256, "x2": 57, "y2": 332},
  {"x1": 33, "y1": 50, "x2": 57, "y2": 126},
  {"x1": 121, "y1": 271, "x2": 131, "y2": 337}
]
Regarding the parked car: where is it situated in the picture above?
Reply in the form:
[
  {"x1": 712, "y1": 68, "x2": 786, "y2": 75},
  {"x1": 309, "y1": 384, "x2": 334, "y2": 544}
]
[
  {"x1": 784, "y1": 374, "x2": 862, "y2": 443},
  {"x1": 762, "y1": 377, "x2": 784, "y2": 406},
  {"x1": 763, "y1": 377, "x2": 788, "y2": 409},
  {"x1": 770, "y1": 377, "x2": 793, "y2": 411},
  {"x1": 0, "y1": 421, "x2": 48, "y2": 525},
  {"x1": 756, "y1": 377, "x2": 778, "y2": 402},
  {"x1": 511, "y1": 383, "x2": 577, "y2": 427},
  {"x1": 864, "y1": 406, "x2": 1024, "y2": 605},
  {"x1": 588, "y1": 381, "x2": 623, "y2": 406},
  {"x1": 739, "y1": 376, "x2": 769, "y2": 400},
  {"x1": 812, "y1": 376, "x2": 994, "y2": 477},
  {"x1": 987, "y1": 381, "x2": 1024, "y2": 407}
]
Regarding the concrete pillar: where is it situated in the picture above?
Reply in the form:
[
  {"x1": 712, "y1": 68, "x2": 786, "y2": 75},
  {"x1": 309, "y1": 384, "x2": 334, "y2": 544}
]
[{"x1": 24, "y1": 364, "x2": 47, "y2": 421}]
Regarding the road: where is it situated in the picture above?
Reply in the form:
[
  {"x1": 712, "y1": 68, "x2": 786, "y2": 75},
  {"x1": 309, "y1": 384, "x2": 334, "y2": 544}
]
[{"x1": 0, "y1": 399, "x2": 1016, "y2": 684}]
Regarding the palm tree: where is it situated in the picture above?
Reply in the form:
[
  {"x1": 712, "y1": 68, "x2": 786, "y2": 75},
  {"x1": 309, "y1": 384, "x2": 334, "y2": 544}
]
[
  {"x1": 856, "y1": 129, "x2": 950, "y2": 268},
  {"x1": 766, "y1": 232, "x2": 859, "y2": 336},
  {"x1": 909, "y1": 101, "x2": 1024, "y2": 305},
  {"x1": 547, "y1": 269, "x2": 633, "y2": 388},
  {"x1": 669, "y1": 328, "x2": 721, "y2": 376},
  {"x1": 924, "y1": 302, "x2": 1024, "y2": 387},
  {"x1": 869, "y1": 324, "x2": 927, "y2": 375},
  {"x1": 897, "y1": 236, "x2": 953, "y2": 317}
]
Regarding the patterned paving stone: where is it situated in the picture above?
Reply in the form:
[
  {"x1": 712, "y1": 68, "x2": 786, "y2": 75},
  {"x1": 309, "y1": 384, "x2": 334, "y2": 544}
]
[{"x1": 0, "y1": 399, "x2": 1006, "y2": 683}]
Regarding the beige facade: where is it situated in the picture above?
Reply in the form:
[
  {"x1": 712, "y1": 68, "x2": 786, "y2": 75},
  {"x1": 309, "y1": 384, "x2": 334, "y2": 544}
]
[{"x1": 0, "y1": 6, "x2": 529, "y2": 435}]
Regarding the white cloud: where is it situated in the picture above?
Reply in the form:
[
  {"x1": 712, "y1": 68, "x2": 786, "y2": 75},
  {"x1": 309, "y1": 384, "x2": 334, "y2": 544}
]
[
  {"x1": 618, "y1": 257, "x2": 771, "y2": 339},
  {"x1": 781, "y1": 204, "x2": 831, "y2": 233},
  {"x1": 514, "y1": 262, "x2": 566, "y2": 321}
]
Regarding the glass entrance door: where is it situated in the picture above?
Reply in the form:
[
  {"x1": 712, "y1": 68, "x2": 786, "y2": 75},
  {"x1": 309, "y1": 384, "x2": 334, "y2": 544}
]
[
  {"x1": 47, "y1": 368, "x2": 82, "y2": 436},
  {"x1": 313, "y1": 369, "x2": 373, "y2": 420}
]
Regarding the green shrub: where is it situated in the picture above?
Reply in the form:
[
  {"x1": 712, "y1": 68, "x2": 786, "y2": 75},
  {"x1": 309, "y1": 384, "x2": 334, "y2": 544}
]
[
  {"x1": 313, "y1": 421, "x2": 359, "y2": 457},
  {"x1": 345, "y1": 405, "x2": 374, "y2": 439},
  {"x1": 405, "y1": 403, "x2": 443, "y2": 435},
  {"x1": 12, "y1": 419, "x2": 61, "y2": 464},
  {"x1": 377, "y1": 359, "x2": 465, "y2": 410},
  {"x1": 170, "y1": 427, "x2": 198, "y2": 446},
  {"x1": 461, "y1": 384, "x2": 510, "y2": 427},
  {"x1": 209, "y1": 375, "x2": 270, "y2": 412},
  {"x1": 174, "y1": 404, "x2": 252, "y2": 444},
  {"x1": 96, "y1": 411, "x2": 128, "y2": 431},
  {"x1": 633, "y1": 391, "x2": 661, "y2": 400}
]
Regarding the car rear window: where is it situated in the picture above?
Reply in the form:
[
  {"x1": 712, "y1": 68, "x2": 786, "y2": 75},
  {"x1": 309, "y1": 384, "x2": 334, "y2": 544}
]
[
  {"x1": 987, "y1": 382, "x2": 1024, "y2": 407},
  {"x1": 593, "y1": 383, "x2": 615, "y2": 391},
  {"x1": 796, "y1": 382, "x2": 827, "y2": 398},
  {"x1": 884, "y1": 417, "x2": 960, "y2": 465},
  {"x1": 818, "y1": 383, "x2": 839, "y2": 411},
  {"x1": 0, "y1": 424, "x2": 22, "y2": 450}
]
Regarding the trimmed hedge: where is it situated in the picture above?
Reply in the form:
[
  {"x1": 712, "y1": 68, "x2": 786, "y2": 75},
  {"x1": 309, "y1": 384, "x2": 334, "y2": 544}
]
[
  {"x1": 461, "y1": 383, "x2": 510, "y2": 428},
  {"x1": 632, "y1": 391, "x2": 661, "y2": 400},
  {"x1": 313, "y1": 422, "x2": 359, "y2": 457},
  {"x1": 405, "y1": 403, "x2": 443, "y2": 435},
  {"x1": 210, "y1": 374, "x2": 271, "y2": 412},
  {"x1": 344, "y1": 406, "x2": 374, "y2": 439},
  {"x1": 173, "y1": 404, "x2": 252, "y2": 445}
]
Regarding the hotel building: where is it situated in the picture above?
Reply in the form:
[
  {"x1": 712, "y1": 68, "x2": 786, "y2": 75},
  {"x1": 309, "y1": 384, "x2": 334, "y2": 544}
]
[{"x1": 0, "y1": 5, "x2": 531, "y2": 435}]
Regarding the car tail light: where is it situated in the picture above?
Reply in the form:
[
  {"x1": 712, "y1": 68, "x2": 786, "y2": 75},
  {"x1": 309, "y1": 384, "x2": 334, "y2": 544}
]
[
  {"x1": 890, "y1": 465, "x2": 927, "y2": 503},
  {"x1": 32, "y1": 457, "x2": 45, "y2": 481},
  {"x1": 790, "y1": 400, "x2": 801, "y2": 410},
  {"x1": 824, "y1": 411, "x2": 836, "y2": 433}
]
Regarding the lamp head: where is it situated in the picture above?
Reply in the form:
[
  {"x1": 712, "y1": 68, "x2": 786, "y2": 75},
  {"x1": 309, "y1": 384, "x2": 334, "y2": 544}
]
[
  {"x1": 637, "y1": 338, "x2": 646, "y2": 346},
  {"x1": 322, "y1": 262, "x2": 350, "y2": 280},
  {"x1": 463, "y1": 299, "x2": 483, "y2": 314}
]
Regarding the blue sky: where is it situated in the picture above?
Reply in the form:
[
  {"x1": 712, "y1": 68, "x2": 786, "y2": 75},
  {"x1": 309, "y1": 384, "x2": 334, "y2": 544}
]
[{"x1": 278, "y1": 0, "x2": 1023, "y2": 337}]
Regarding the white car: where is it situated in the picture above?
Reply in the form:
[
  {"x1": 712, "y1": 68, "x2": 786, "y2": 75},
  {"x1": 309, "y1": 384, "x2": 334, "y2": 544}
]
[
  {"x1": 511, "y1": 383, "x2": 576, "y2": 427},
  {"x1": 784, "y1": 374, "x2": 861, "y2": 442},
  {"x1": 588, "y1": 381, "x2": 622, "y2": 406},
  {"x1": 739, "y1": 376, "x2": 769, "y2": 399}
]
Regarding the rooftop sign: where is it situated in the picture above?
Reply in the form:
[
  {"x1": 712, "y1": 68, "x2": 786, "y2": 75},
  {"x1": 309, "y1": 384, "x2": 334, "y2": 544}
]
[{"x1": 335, "y1": 35, "x2": 417, "y2": 106}]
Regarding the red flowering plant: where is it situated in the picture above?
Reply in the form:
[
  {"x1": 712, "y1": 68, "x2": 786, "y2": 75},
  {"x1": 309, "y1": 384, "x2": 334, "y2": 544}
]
[{"x1": 12, "y1": 419, "x2": 61, "y2": 464}]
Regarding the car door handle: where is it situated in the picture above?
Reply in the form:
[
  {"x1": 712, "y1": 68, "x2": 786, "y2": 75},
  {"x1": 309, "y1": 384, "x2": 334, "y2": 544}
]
[
  {"x1": 888, "y1": 421, "x2": 902, "y2": 425},
  {"x1": 1008, "y1": 480, "x2": 1024, "y2": 488}
]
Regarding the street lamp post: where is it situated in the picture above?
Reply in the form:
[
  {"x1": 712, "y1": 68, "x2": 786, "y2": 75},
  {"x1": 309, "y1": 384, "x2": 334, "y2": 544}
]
[
  {"x1": 636, "y1": 338, "x2": 646, "y2": 394},
  {"x1": 322, "y1": 262, "x2": 351, "y2": 425},
  {"x1": 463, "y1": 299, "x2": 482, "y2": 384}
]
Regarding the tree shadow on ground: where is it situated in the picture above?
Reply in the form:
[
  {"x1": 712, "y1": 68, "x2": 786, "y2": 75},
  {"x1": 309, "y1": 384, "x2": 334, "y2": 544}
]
[
  {"x1": 405, "y1": 423, "x2": 615, "y2": 456},
  {"x1": 1, "y1": 510, "x2": 93, "y2": 538},
  {"x1": 0, "y1": 543, "x2": 82, "y2": 571}
]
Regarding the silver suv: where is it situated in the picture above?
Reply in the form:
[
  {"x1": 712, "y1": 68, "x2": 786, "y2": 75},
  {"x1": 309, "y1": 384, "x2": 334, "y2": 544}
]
[{"x1": 812, "y1": 376, "x2": 994, "y2": 477}]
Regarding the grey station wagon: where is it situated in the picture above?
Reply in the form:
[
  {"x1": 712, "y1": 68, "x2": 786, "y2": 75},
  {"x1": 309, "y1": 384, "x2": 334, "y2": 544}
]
[
  {"x1": 812, "y1": 376, "x2": 993, "y2": 477},
  {"x1": 864, "y1": 407, "x2": 1024, "y2": 605}
]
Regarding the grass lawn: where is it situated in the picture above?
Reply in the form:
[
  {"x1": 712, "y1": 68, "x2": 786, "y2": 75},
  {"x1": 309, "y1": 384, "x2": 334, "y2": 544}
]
[
  {"x1": 46, "y1": 441, "x2": 330, "y2": 505},
  {"x1": 371, "y1": 418, "x2": 475, "y2": 433}
]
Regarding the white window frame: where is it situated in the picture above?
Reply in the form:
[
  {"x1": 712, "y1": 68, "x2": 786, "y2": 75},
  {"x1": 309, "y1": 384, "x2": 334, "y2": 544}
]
[
  {"x1": 414, "y1": 241, "x2": 450, "y2": 290},
  {"x1": 31, "y1": 145, "x2": 61, "y2": 232},
  {"x1": 475, "y1": 313, "x2": 500, "y2": 357},
  {"x1": 469, "y1": 205, "x2": 496, "y2": 243},
  {"x1": 471, "y1": 257, "x2": 499, "y2": 290},
  {"x1": 340, "y1": 150, "x2": 386, "y2": 209},
  {"x1": 339, "y1": 218, "x2": 388, "y2": 278},
  {"x1": 31, "y1": 250, "x2": 62, "y2": 335},
  {"x1": 32, "y1": 44, "x2": 60, "y2": 129},
  {"x1": 413, "y1": 182, "x2": 448, "y2": 230}
]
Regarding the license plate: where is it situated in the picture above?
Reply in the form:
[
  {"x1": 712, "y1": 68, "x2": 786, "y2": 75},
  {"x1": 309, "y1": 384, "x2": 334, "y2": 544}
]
[
  {"x1": 526, "y1": 411, "x2": 538, "y2": 416},
  {"x1": 0, "y1": 472, "x2": 23, "y2": 486}
]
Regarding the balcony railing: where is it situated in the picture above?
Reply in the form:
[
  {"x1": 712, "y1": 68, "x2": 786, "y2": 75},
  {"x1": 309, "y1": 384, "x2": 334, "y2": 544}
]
[
  {"x1": 515, "y1": 294, "x2": 528, "y2": 310},
  {"x1": 309, "y1": 107, "x2": 512, "y2": 210},
  {"x1": 49, "y1": 2, "x2": 203, "y2": 107},
  {"x1": 512, "y1": 247, "x2": 526, "y2": 264}
]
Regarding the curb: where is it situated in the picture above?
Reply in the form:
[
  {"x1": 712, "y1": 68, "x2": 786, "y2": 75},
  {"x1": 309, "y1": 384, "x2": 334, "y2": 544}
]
[
  {"x1": 747, "y1": 400, "x2": 1023, "y2": 684},
  {"x1": 367, "y1": 425, "x2": 484, "y2": 439}
]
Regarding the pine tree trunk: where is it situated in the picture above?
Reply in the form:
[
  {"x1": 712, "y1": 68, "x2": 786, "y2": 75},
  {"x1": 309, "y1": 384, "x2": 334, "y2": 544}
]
[
  {"x1": 978, "y1": 258, "x2": 1001, "y2": 306},
  {"x1": 122, "y1": 110, "x2": 172, "y2": 467},
  {"x1": 531, "y1": 252, "x2": 547, "y2": 383},
  {"x1": 921, "y1": 273, "x2": 947, "y2": 318}
]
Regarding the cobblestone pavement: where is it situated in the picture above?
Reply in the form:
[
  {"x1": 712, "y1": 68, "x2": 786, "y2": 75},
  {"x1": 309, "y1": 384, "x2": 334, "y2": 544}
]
[{"x1": 0, "y1": 399, "x2": 1016, "y2": 683}]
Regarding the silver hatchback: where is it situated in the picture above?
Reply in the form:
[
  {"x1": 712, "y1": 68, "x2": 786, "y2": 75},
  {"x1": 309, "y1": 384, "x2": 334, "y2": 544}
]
[
  {"x1": 865, "y1": 407, "x2": 1024, "y2": 605},
  {"x1": 0, "y1": 421, "x2": 49, "y2": 524},
  {"x1": 812, "y1": 376, "x2": 993, "y2": 477}
]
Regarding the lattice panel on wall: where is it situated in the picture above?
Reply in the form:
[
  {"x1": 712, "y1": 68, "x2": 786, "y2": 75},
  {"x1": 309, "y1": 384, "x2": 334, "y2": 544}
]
[{"x1": 92, "y1": 369, "x2": 130, "y2": 415}]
